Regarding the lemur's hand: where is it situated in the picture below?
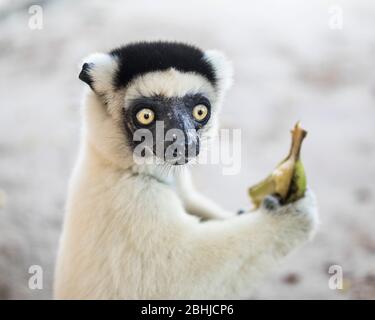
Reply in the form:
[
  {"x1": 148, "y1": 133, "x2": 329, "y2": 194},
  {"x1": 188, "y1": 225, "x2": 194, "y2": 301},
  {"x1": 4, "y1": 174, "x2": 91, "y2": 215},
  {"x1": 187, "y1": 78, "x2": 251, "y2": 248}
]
[
  {"x1": 238, "y1": 190, "x2": 319, "y2": 228},
  {"x1": 261, "y1": 188, "x2": 319, "y2": 237}
]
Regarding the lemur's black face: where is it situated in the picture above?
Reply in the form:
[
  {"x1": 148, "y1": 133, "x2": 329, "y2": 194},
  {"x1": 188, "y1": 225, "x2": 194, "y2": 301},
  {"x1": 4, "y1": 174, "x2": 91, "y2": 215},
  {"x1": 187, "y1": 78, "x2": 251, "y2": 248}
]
[
  {"x1": 78, "y1": 41, "x2": 232, "y2": 166},
  {"x1": 124, "y1": 93, "x2": 211, "y2": 165}
]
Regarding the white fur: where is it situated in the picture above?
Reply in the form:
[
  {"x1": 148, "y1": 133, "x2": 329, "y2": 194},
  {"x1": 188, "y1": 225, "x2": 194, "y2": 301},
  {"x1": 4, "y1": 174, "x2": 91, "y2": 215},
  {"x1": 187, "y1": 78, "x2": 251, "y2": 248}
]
[
  {"x1": 80, "y1": 53, "x2": 118, "y2": 94},
  {"x1": 125, "y1": 68, "x2": 216, "y2": 100},
  {"x1": 204, "y1": 50, "x2": 233, "y2": 95},
  {"x1": 54, "y1": 50, "x2": 319, "y2": 299}
]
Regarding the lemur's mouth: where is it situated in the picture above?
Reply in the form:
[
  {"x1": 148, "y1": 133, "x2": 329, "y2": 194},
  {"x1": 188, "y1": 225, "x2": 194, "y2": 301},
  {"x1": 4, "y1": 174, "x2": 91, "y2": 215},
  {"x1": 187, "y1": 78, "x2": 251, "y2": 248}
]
[
  {"x1": 169, "y1": 158, "x2": 190, "y2": 166},
  {"x1": 166, "y1": 151, "x2": 191, "y2": 166},
  {"x1": 132, "y1": 143, "x2": 199, "y2": 166},
  {"x1": 163, "y1": 139, "x2": 200, "y2": 165}
]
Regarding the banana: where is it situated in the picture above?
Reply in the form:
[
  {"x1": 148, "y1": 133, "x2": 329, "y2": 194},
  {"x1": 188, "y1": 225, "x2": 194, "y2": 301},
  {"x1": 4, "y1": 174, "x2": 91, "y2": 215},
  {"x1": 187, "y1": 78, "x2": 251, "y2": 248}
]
[{"x1": 248, "y1": 122, "x2": 307, "y2": 208}]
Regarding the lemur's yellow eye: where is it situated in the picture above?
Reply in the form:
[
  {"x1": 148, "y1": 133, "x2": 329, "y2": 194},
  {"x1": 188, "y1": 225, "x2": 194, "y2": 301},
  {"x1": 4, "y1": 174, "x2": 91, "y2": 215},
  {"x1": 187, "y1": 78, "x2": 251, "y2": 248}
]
[
  {"x1": 136, "y1": 108, "x2": 155, "y2": 125},
  {"x1": 192, "y1": 104, "x2": 208, "y2": 122}
]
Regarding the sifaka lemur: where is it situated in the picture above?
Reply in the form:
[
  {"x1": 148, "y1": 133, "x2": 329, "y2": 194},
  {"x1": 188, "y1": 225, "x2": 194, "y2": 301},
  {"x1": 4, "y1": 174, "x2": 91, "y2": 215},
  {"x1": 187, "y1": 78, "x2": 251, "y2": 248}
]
[{"x1": 54, "y1": 41, "x2": 319, "y2": 299}]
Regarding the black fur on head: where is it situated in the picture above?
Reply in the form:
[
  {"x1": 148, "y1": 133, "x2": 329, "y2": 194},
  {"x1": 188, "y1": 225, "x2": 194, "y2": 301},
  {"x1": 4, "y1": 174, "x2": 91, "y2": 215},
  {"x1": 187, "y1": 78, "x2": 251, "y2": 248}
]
[{"x1": 109, "y1": 41, "x2": 217, "y2": 89}]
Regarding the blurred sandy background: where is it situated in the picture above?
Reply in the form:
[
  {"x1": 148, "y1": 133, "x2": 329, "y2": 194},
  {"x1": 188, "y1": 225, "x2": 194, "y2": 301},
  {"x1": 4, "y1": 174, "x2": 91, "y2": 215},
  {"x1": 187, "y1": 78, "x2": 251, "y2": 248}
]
[{"x1": 0, "y1": 0, "x2": 374, "y2": 299}]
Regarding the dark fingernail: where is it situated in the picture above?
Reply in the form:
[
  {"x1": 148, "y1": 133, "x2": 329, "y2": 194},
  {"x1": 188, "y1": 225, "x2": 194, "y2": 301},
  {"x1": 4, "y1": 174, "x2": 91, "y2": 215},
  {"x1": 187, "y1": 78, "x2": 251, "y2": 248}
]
[{"x1": 263, "y1": 196, "x2": 278, "y2": 210}]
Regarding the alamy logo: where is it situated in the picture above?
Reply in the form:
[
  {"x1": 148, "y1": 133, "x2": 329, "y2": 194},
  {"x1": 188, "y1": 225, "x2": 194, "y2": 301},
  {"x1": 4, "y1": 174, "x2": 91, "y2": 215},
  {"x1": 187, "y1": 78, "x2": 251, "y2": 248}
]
[
  {"x1": 28, "y1": 265, "x2": 43, "y2": 290},
  {"x1": 328, "y1": 6, "x2": 343, "y2": 30},
  {"x1": 132, "y1": 122, "x2": 242, "y2": 175},
  {"x1": 328, "y1": 264, "x2": 343, "y2": 290},
  {"x1": 28, "y1": 5, "x2": 43, "y2": 30}
]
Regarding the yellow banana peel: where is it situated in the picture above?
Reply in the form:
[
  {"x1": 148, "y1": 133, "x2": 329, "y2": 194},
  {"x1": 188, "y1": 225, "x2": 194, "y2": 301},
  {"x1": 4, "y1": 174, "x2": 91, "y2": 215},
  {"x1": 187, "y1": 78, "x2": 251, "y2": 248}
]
[{"x1": 248, "y1": 122, "x2": 308, "y2": 208}]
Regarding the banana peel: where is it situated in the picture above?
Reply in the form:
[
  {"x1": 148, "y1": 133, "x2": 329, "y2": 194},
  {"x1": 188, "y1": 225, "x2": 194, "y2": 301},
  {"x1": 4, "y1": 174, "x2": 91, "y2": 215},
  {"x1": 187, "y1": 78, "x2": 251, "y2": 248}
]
[{"x1": 248, "y1": 122, "x2": 307, "y2": 208}]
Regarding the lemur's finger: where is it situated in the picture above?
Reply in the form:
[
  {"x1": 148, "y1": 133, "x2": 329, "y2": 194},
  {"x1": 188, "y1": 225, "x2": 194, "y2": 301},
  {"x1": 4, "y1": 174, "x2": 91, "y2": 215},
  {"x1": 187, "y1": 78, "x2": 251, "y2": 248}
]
[{"x1": 261, "y1": 194, "x2": 281, "y2": 212}]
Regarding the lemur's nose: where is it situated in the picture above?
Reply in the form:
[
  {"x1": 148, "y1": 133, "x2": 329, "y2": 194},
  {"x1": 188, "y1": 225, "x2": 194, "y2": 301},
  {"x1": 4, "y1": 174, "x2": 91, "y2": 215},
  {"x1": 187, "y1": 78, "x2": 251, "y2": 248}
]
[{"x1": 159, "y1": 103, "x2": 201, "y2": 164}]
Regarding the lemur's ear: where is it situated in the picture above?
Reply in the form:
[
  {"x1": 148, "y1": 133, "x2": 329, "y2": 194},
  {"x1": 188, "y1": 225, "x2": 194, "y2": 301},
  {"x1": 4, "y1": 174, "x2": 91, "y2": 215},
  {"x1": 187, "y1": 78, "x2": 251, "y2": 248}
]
[
  {"x1": 204, "y1": 50, "x2": 233, "y2": 93},
  {"x1": 79, "y1": 63, "x2": 94, "y2": 89},
  {"x1": 78, "y1": 53, "x2": 118, "y2": 93}
]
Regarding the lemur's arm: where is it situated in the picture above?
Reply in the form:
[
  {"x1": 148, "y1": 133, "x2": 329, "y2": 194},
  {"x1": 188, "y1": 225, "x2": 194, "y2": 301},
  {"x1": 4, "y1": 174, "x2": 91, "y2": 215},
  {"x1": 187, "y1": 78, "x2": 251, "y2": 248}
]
[
  {"x1": 175, "y1": 169, "x2": 234, "y2": 220},
  {"x1": 176, "y1": 190, "x2": 318, "y2": 298}
]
